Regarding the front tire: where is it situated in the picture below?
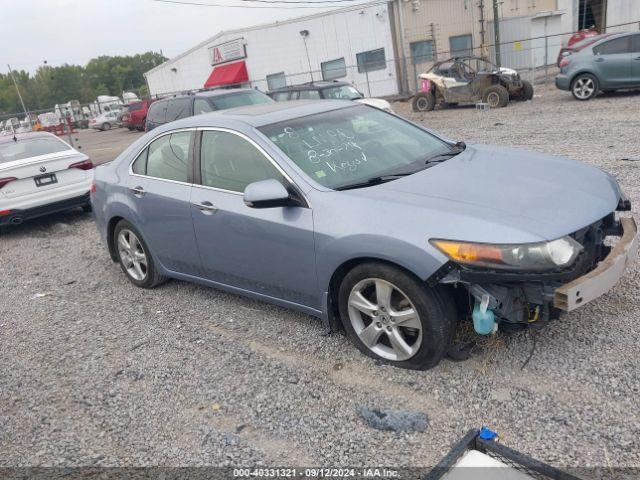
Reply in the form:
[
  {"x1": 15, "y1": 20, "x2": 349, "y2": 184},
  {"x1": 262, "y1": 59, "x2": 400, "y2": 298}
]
[
  {"x1": 101, "y1": 122, "x2": 111, "y2": 131},
  {"x1": 412, "y1": 92, "x2": 435, "y2": 112},
  {"x1": 113, "y1": 220, "x2": 167, "y2": 289},
  {"x1": 483, "y1": 85, "x2": 509, "y2": 108},
  {"x1": 338, "y1": 262, "x2": 456, "y2": 370},
  {"x1": 571, "y1": 74, "x2": 599, "y2": 100}
]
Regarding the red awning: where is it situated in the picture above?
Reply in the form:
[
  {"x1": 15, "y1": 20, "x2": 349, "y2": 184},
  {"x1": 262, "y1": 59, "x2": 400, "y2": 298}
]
[{"x1": 204, "y1": 61, "x2": 249, "y2": 88}]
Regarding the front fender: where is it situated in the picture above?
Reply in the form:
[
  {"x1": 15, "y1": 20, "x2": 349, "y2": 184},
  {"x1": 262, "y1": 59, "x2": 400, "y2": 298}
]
[{"x1": 315, "y1": 233, "x2": 447, "y2": 294}]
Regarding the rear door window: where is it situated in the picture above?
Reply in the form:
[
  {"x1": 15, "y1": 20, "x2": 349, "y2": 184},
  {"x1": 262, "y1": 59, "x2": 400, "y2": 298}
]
[
  {"x1": 632, "y1": 34, "x2": 640, "y2": 53},
  {"x1": 134, "y1": 131, "x2": 193, "y2": 182},
  {"x1": 165, "y1": 98, "x2": 192, "y2": 122},
  {"x1": 147, "y1": 100, "x2": 168, "y2": 124},
  {"x1": 194, "y1": 98, "x2": 214, "y2": 115},
  {"x1": 594, "y1": 36, "x2": 632, "y2": 55},
  {"x1": 298, "y1": 90, "x2": 321, "y2": 100}
]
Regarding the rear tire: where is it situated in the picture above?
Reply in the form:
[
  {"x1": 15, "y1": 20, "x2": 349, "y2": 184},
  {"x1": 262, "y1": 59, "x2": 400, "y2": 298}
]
[
  {"x1": 571, "y1": 73, "x2": 599, "y2": 101},
  {"x1": 483, "y1": 85, "x2": 509, "y2": 108},
  {"x1": 101, "y1": 122, "x2": 111, "y2": 131},
  {"x1": 113, "y1": 220, "x2": 168, "y2": 289},
  {"x1": 338, "y1": 262, "x2": 456, "y2": 370},
  {"x1": 412, "y1": 92, "x2": 436, "y2": 112}
]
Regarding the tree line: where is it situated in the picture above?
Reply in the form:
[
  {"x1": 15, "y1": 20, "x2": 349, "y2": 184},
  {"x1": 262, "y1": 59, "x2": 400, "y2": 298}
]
[{"x1": 0, "y1": 52, "x2": 167, "y2": 116}]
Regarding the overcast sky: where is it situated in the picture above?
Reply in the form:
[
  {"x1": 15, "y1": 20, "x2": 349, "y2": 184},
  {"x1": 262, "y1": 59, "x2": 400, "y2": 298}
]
[{"x1": 2, "y1": 0, "x2": 339, "y2": 74}]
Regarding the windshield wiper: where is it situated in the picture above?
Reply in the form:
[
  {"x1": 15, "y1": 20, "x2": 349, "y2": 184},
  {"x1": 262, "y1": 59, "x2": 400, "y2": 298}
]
[
  {"x1": 334, "y1": 173, "x2": 412, "y2": 191},
  {"x1": 424, "y1": 141, "x2": 466, "y2": 164}
]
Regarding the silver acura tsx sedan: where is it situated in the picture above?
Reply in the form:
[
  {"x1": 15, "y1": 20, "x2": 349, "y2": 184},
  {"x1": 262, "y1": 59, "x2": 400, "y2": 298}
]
[{"x1": 91, "y1": 100, "x2": 636, "y2": 370}]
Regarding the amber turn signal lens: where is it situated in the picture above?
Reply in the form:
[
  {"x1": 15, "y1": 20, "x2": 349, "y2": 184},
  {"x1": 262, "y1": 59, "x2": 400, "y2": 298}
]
[{"x1": 431, "y1": 240, "x2": 504, "y2": 264}]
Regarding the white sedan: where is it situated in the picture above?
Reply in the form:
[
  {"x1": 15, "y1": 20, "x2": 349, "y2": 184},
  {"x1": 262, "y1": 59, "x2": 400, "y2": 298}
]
[
  {"x1": 0, "y1": 132, "x2": 93, "y2": 226},
  {"x1": 89, "y1": 111, "x2": 120, "y2": 131}
]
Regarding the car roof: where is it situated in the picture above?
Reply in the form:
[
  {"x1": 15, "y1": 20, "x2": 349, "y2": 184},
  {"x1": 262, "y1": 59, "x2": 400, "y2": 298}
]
[
  {"x1": 172, "y1": 99, "x2": 358, "y2": 128},
  {"x1": 155, "y1": 88, "x2": 258, "y2": 102},
  {"x1": 0, "y1": 131, "x2": 60, "y2": 144},
  {"x1": 268, "y1": 81, "x2": 350, "y2": 93}
]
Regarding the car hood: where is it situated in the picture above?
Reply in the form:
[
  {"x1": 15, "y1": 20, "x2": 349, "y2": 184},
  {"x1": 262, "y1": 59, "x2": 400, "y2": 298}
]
[{"x1": 343, "y1": 144, "x2": 620, "y2": 242}]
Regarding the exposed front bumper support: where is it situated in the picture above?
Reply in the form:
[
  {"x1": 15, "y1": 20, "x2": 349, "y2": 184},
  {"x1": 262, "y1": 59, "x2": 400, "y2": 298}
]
[{"x1": 554, "y1": 217, "x2": 637, "y2": 311}]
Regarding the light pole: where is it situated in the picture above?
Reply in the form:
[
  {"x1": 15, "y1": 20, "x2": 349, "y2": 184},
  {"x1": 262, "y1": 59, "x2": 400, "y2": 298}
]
[
  {"x1": 300, "y1": 30, "x2": 313, "y2": 82},
  {"x1": 7, "y1": 64, "x2": 28, "y2": 117}
]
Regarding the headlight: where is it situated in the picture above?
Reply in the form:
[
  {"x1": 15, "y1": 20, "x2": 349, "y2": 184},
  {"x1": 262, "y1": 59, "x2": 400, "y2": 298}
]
[{"x1": 430, "y1": 236, "x2": 583, "y2": 271}]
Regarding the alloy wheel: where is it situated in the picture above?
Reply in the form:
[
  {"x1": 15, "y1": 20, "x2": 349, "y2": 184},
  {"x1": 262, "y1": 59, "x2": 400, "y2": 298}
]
[
  {"x1": 117, "y1": 229, "x2": 148, "y2": 281},
  {"x1": 347, "y1": 278, "x2": 422, "y2": 361},
  {"x1": 573, "y1": 77, "x2": 595, "y2": 100}
]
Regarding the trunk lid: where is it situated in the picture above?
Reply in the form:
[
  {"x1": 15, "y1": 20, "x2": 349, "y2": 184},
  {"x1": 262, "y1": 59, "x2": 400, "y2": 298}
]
[{"x1": 0, "y1": 150, "x2": 90, "y2": 199}]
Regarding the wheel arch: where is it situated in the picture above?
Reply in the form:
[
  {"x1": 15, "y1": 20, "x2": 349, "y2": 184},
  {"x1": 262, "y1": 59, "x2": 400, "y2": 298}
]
[
  {"x1": 569, "y1": 69, "x2": 600, "y2": 88},
  {"x1": 107, "y1": 215, "x2": 125, "y2": 262},
  {"x1": 325, "y1": 256, "x2": 454, "y2": 332}
]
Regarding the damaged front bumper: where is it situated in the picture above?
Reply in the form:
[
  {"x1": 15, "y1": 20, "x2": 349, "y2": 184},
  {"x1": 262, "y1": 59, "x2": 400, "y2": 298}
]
[
  {"x1": 433, "y1": 214, "x2": 637, "y2": 328},
  {"x1": 554, "y1": 216, "x2": 637, "y2": 311}
]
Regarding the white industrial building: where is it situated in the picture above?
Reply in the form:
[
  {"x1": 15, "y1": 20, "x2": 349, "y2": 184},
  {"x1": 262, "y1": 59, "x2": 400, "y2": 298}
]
[{"x1": 144, "y1": 1, "x2": 399, "y2": 98}]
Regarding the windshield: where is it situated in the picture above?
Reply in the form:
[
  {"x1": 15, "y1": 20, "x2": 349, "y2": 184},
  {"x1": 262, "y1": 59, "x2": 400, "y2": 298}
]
[
  {"x1": 210, "y1": 90, "x2": 273, "y2": 110},
  {"x1": 259, "y1": 105, "x2": 453, "y2": 190},
  {"x1": 0, "y1": 137, "x2": 70, "y2": 163},
  {"x1": 322, "y1": 85, "x2": 363, "y2": 100}
]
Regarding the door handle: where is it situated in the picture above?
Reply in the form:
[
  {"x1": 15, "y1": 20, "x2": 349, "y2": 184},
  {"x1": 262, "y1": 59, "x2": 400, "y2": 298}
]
[
  {"x1": 130, "y1": 186, "x2": 145, "y2": 197},
  {"x1": 634, "y1": 56, "x2": 640, "y2": 61},
  {"x1": 193, "y1": 201, "x2": 218, "y2": 215},
  {"x1": 595, "y1": 57, "x2": 605, "y2": 62}
]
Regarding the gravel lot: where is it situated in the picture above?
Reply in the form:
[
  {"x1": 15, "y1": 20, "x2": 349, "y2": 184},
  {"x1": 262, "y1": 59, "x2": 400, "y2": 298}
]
[
  {"x1": 70, "y1": 127, "x2": 144, "y2": 166},
  {"x1": 1, "y1": 85, "x2": 639, "y2": 474}
]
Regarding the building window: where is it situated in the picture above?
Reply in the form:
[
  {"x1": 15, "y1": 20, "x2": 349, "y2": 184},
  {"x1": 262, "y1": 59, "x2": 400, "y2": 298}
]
[
  {"x1": 410, "y1": 40, "x2": 434, "y2": 64},
  {"x1": 266, "y1": 72, "x2": 286, "y2": 91},
  {"x1": 356, "y1": 48, "x2": 386, "y2": 73},
  {"x1": 449, "y1": 34, "x2": 473, "y2": 57},
  {"x1": 321, "y1": 58, "x2": 347, "y2": 80}
]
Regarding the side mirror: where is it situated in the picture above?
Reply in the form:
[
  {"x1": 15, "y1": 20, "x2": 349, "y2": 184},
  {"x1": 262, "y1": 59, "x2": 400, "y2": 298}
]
[{"x1": 243, "y1": 179, "x2": 292, "y2": 208}]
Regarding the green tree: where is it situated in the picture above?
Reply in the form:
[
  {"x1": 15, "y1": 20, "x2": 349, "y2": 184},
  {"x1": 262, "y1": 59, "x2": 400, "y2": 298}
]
[{"x1": 0, "y1": 51, "x2": 166, "y2": 116}]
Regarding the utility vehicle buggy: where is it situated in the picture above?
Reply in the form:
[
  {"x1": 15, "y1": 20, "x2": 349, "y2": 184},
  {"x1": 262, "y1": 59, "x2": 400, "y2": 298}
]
[{"x1": 412, "y1": 56, "x2": 534, "y2": 112}]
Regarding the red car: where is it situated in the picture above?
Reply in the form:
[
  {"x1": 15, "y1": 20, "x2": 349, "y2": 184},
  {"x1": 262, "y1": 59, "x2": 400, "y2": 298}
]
[
  {"x1": 121, "y1": 99, "x2": 154, "y2": 131},
  {"x1": 556, "y1": 31, "x2": 610, "y2": 67}
]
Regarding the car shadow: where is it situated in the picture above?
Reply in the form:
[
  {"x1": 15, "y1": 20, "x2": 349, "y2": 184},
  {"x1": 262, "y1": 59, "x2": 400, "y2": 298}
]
[
  {"x1": 0, "y1": 208, "x2": 92, "y2": 239},
  {"x1": 598, "y1": 88, "x2": 640, "y2": 99}
]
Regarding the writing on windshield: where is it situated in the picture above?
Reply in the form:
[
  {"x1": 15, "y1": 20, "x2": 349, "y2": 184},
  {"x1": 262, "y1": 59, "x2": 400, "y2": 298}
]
[{"x1": 259, "y1": 105, "x2": 449, "y2": 189}]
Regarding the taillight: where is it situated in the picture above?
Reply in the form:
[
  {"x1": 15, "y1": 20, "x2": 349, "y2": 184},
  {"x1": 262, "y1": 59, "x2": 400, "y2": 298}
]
[
  {"x1": 559, "y1": 52, "x2": 571, "y2": 68},
  {"x1": 0, "y1": 177, "x2": 17, "y2": 189},
  {"x1": 69, "y1": 159, "x2": 94, "y2": 170},
  {"x1": 90, "y1": 182, "x2": 97, "y2": 193}
]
